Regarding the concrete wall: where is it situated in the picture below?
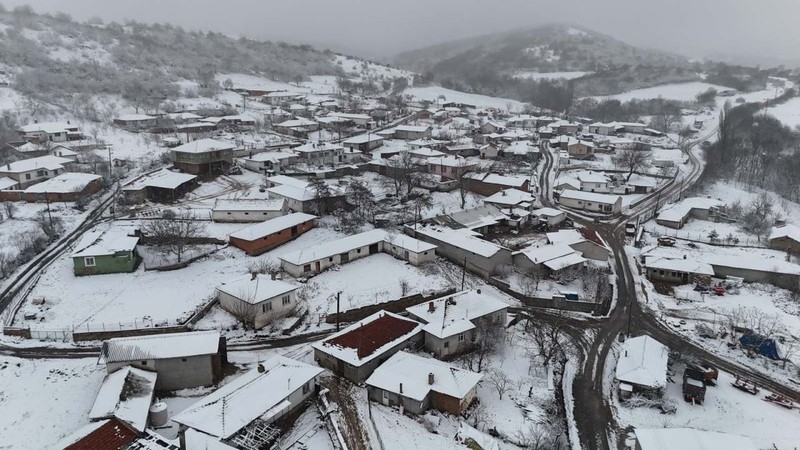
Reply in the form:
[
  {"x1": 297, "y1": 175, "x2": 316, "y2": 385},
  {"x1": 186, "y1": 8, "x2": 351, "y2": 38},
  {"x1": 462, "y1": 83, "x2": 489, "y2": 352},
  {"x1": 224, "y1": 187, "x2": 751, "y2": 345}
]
[
  {"x1": 368, "y1": 385, "x2": 429, "y2": 415},
  {"x1": 212, "y1": 208, "x2": 285, "y2": 223},
  {"x1": 229, "y1": 219, "x2": 315, "y2": 256},
  {"x1": 314, "y1": 331, "x2": 423, "y2": 383},
  {"x1": 108, "y1": 354, "x2": 215, "y2": 391},
  {"x1": 570, "y1": 241, "x2": 610, "y2": 261},
  {"x1": 264, "y1": 375, "x2": 319, "y2": 425},
  {"x1": 408, "y1": 231, "x2": 512, "y2": 279},
  {"x1": 709, "y1": 264, "x2": 800, "y2": 291},
  {"x1": 559, "y1": 195, "x2": 621, "y2": 214},
  {"x1": 218, "y1": 289, "x2": 297, "y2": 330},
  {"x1": 73, "y1": 251, "x2": 137, "y2": 276}
]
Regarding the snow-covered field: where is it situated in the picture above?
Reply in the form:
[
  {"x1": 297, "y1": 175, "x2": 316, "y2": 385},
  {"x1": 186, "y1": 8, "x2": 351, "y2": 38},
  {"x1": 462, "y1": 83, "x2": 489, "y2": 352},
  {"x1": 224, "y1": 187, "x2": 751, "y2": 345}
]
[
  {"x1": 404, "y1": 86, "x2": 525, "y2": 111},
  {"x1": 767, "y1": 96, "x2": 800, "y2": 129},
  {"x1": 512, "y1": 71, "x2": 591, "y2": 81},
  {"x1": 592, "y1": 82, "x2": 734, "y2": 102},
  {"x1": 0, "y1": 356, "x2": 105, "y2": 450}
]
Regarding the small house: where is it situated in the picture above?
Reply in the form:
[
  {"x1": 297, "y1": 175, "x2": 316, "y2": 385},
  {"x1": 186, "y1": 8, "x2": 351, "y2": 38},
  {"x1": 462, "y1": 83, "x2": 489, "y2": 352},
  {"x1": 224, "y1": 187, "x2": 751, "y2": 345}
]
[
  {"x1": 566, "y1": 140, "x2": 594, "y2": 159},
  {"x1": 394, "y1": 124, "x2": 432, "y2": 140},
  {"x1": 547, "y1": 228, "x2": 610, "y2": 261},
  {"x1": 0, "y1": 155, "x2": 73, "y2": 190},
  {"x1": 466, "y1": 173, "x2": 530, "y2": 196},
  {"x1": 291, "y1": 142, "x2": 346, "y2": 166},
  {"x1": 514, "y1": 243, "x2": 586, "y2": 277},
  {"x1": 558, "y1": 190, "x2": 622, "y2": 214},
  {"x1": 121, "y1": 168, "x2": 197, "y2": 204},
  {"x1": 113, "y1": 114, "x2": 158, "y2": 130},
  {"x1": 72, "y1": 229, "x2": 140, "y2": 276},
  {"x1": 20, "y1": 172, "x2": 103, "y2": 203},
  {"x1": 241, "y1": 151, "x2": 299, "y2": 175},
  {"x1": 312, "y1": 310, "x2": 424, "y2": 382},
  {"x1": 365, "y1": 351, "x2": 482, "y2": 415},
  {"x1": 228, "y1": 212, "x2": 317, "y2": 256},
  {"x1": 343, "y1": 133, "x2": 385, "y2": 152},
  {"x1": 643, "y1": 256, "x2": 714, "y2": 284},
  {"x1": 212, "y1": 198, "x2": 287, "y2": 223},
  {"x1": 53, "y1": 418, "x2": 139, "y2": 450},
  {"x1": 634, "y1": 428, "x2": 756, "y2": 450},
  {"x1": 531, "y1": 207, "x2": 567, "y2": 227},
  {"x1": 615, "y1": 335, "x2": 668, "y2": 395},
  {"x1": 18, "y1": 121, "x2": 81, "y2": 143},
  {"x1": 216, "y1": 275, "x2": 298, "y2": 329},
  {"x1": 407, "y1": 225, "x2": 513, "y2": 279},
  {"x1": 170, "y1": 138, "x2": 235, "y2": 175},
  {"x1": 100, "y1": 331, "x2": 227, "y2": 391},
  {"x1": 483, "y1": 188, "x2": 535, "y2": 211},
  {"x1": 265, "y1": 180, "x2": 345, "y2": 214},
  {"x1": 655, "y1": 197, "x2": 724, "y2": 229},
  {"x1": 173, "y1": 356, "x2": 323, "y2": 447},
  {"x1": 405, "y1": 290, "x2": 508, "y2": 358},
  {"x1": 768, "y1": 224, "x2": 800, "y2": 253}
]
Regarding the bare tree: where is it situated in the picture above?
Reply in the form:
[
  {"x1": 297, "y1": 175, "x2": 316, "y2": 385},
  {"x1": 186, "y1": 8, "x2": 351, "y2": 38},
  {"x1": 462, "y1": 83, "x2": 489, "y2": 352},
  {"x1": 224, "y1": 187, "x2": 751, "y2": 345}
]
[
  {"x1": 399, "y1": 278, "x2": 410, "y2": 297},
  {"x1": 454, "y1": 160, "x2": 477, "y2": 209},
  {"x1": 527, "y1": 314, "x2": 566, "y2": 369},
  {"x1": 383, "y1": 151, "x2": 421, "y2": 198},
  {"x1": 514, "y1": 422, "x2": 567, "y2": 450},
  {"x1": 308, "y1": 178, "x2": 333, "y2": 216},
  {"x1": 460, "y1": 318, "x2": 504, "y2": 372},
  {"x1": 613, "y1": 149, "x2": 651, "y2": 182},
  {"x1": 488, "y1": 369, "x2": 512, "y2": 399},
  {"x1": 35, "y1": 210, "x2": 64, "y2": 241},
  {"x1": 2, "y1": 201, "x2": 16, "y2": 220},
  {"x1": 224, "y1": 298, "x2": 258, "y2": 328},
  {"x1": 144, "y1": 210, "x2": 206, "y2": 263},
  {"x1": 347, "y1": 179, "x2": 375, "y2": 222},
  {"x1": 247, "y1": 257, "x2": 279, "y2": 276}
]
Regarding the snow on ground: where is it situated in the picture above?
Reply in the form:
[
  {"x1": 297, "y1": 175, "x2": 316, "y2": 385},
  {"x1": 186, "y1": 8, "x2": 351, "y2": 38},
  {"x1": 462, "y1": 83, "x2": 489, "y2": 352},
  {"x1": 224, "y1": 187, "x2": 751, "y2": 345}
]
[
  {"x1": 766, "y1": 96, "x2": 800, "y2": 129},
  {"x1": 334, "y1": 55, "x2": 415, "y2": 84},
  {"x1": 615, "y1": 367, "x2": 800, "y2": 449},
  {"x1": 0, "y1": 86, "x2": 25, "y2": 111},
  {"x1": 512, "y1": 71, "x2": 591, "y2": 81},
  {"x1": 420, "y1": 190, "x2": 483, "y2": 217},
  {"x1": 0, "y1": 356, "x2": 105, "y2": 450},
  {"x1": 592, "y1": 82, "x2": 734, "y2": 102},
  {"x1": 700, "y1": 179, "x2": 800, "y2": 225},
  {"x1": 404, "y1": 86, "x2": 525, "y2": 111}
]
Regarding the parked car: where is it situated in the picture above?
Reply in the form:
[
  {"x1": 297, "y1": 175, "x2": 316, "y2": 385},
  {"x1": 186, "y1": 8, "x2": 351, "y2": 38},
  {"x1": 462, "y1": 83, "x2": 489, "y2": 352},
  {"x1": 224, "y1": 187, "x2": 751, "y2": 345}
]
[{"x1": 625, "y1": 222, "x2": 636, "y2": 236}]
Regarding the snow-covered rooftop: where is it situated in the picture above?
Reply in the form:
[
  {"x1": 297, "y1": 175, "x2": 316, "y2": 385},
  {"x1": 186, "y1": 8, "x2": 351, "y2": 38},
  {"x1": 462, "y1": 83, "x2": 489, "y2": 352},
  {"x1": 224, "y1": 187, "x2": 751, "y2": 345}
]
[
  {"x1": 213, "y1": 198, "x2": 286, "y2": 212},
  {"x1": 123, "y1": 168, "x2": 197, "y2": 191},
  {"x1": 484, "y1": 188, "x2": 534, "y2": 206},
  {"x1": 406, "y1": 290, "x2": 507, "y2": 339},
  {"x1": 415, "y1": 225, "x2": 505, "y2": 258},
  {"x1": 643, "y1": 257, "x2": 714, "y2": 276},
  {"x1": 244, "y1": 151, "x2": 296, "y2": 162},
  {"x1": 173, "y1": 356, "x2": 323, "y2": 439},
  {"x1": 428, "y1": 156, "x2": 476, "y2": 168},
  {"x1": 229, "y1": 212, "x2": 317, "y2": 241},
  {"x1": 546, "y1": 229, "x2": 584, "y2": 246},
  {"x1": 24, "y1": 172, "x2": 102, "y2": 194},
  {"x1": 279, "y1": 229, "x2": 433, "y2": 266},
  {"x1": 559, "y1": 189, "x2": 621, "y2": 204},
  {"x1": 72, "y1": 228, "x2": 139, "y2": 258},
  {"x1": 19, "y1": 121, "x2": 77, "y2": 134},
  {"x1": 276, "y1": 118, "x2": 317, "y2": 128},
  {"x1": 467, "y1": 173, "x2": 529, "y2": 188},
  {"x1": 365, "y1": 351, "x2": 482, "y2": 402},
  {"x1": 100, "y1": 330, "x2": 221, "y2": 364},
  {"x1": 0, "y1": 155, "x2": 71, "y2": 174},
  {"x1": 266, "y1": 184, "x2": 317, "y2": 202},
  {"x1": 88, "y1": 366, "x2": 157, "y2": 432},
  {"x1": 656, "y1": 197, "x2": 723, "y2": 223},
  {"x1": 634, "y1": 428, "x2": 756, "y2": 450},
  {"x1": 615, "y1": 335, "x2": 669, "y2": 389},
  {"x1": 543, "y1": 252, "x2": 587, "y2": 271},
  {"x1": 266, "y1": 175, "x2": 308, "y2": 188},
  {"x1": 312, "y1": 310, "x2": 423, "y2": 367},
  {"x1": 0, "y1": 176, "x2": 17, "y2": 190},
  {"x1": 216, "y1": 275, "x2": 297, "y2": 305},
  {"x1": 116, "y1": 114, "x2": 156, "y2": 122},
  {"x1": 532, "y1": 207, "x2": 565, "y2": 218},
  {"x1": 769, "y1": 224, "x2": 800, "y2": 243},
  {"x1": 396, "y1": 124, "x2": 431, "y2": 133},
  {"x1": 172, "y1": 138, "x2": 235, "y2": 154},
  {"x1": 343, "y1": 133, "x2": 384, "y2": 145},
  {"x1": 521, "y1": 243, "x2": 578, "y2": 265}
]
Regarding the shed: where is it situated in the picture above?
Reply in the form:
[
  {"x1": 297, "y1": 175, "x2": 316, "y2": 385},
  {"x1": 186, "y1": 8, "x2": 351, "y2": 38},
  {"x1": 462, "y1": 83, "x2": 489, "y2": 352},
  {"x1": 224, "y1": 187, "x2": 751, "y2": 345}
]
[
  {"x1": 615, "y1": 335, "x2": 668, "y2": 392},
  {"x1": 89, "y1": 366, "x2": 157, "y2": 433},
  {"x1": 122, "y1": 168, "x2": 197, "y2": 204},
  {"x1": 72, "y1": 228, "x2": 139, "y2": 276},
  {"x1": 229, "y1": 212, "x2": 316, "y2": 256},
  {"x1": 212, "y1": 198, "x2": 287, "y2": 223},
  {"x1": 216, "y1": 275, "x2": 298, "y2": 329}
]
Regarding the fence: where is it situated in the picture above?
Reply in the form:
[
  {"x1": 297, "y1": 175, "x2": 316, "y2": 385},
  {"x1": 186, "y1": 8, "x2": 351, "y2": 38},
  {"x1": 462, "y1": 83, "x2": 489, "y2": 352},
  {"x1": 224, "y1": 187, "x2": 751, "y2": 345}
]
[
  {"x1": 325, "y1": 289, "x2": 457, "y2": 324},
  {"x1": 642, "y1": 224, "x2": 768, "y2": 248}
]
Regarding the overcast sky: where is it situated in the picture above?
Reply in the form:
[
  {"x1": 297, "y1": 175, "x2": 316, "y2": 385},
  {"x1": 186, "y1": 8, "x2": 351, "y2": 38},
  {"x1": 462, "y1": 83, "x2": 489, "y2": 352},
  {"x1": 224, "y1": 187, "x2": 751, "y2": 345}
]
[{"x1": 4, "y1": 0, "x2": 800, "y2": 66}]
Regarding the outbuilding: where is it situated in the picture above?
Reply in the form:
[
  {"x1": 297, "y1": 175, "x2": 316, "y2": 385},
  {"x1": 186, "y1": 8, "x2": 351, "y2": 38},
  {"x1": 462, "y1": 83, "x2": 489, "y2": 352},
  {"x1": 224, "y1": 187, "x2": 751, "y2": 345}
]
[
  {"x1": 121, "y1": 168, "x2": 197, "y2": 204},
  {"x1": 216, "y1": 275, "x2": 298, "y2": 329},
  {"x1": 228, "y1": 212, "x2": 316, "y2": 256},
  {"x1": 394, "y1": 124, "x2": 432, "y2": 140},
  {"x1": 212, "y1": 198, "x2": 287, "y2": 223},
  {"x1": 558, "y1": 190, "x2": 622, "y2": 215},
  {"x1": 616, "y1": 335, "x2": 668, "y2": 395},
  {"x1": 72, "y1": 228, "x2": 140, "y2": 276},
  {"x1": 343, "y1": 133, "x2": 385, "y2": 152}
]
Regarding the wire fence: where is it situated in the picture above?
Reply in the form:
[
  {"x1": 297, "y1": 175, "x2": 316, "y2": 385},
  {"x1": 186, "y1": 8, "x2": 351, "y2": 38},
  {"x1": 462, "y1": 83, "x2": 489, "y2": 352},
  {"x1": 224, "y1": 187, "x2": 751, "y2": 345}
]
[{"x1": 643, "y1": 224, "x2": 768, "y2": 248}]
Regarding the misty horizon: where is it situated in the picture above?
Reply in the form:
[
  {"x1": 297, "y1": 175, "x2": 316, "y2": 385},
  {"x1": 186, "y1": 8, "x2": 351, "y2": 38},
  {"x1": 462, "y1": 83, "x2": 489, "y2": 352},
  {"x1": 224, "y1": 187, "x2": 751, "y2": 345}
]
[{"x1": 2, "y1": 0, "x2": 800, "y2": 68}]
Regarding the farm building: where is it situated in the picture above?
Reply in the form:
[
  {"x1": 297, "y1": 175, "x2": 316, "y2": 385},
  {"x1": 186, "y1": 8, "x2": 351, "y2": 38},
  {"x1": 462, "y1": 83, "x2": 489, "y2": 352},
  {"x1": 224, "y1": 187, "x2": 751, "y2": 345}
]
[
  {"x1": 405, "y1": 290, "x2": 508, "y2": 358},
  {"x1": 365, "y1": 351, "x2": 482, "y2": 415},
  {"x1": 229, "y1": 212, "x2": 316, "y2": 256},
  {"x1": 615, "y1": 335, "x2": 668, "y2": 396},
  {"x1": 173, "y1": 356, "x2": 323, "y2": 448},
  {"x1": 88, "y1": 366, "x2": 157, "y2": 433},
  {"x1": 211, "y1": 198, "x2": 287, "y2": 223},
  {"x1": 0, "y1": 172, "x2": 103, "y2": 203},
  {"x1": 394, "y1": 124, "x2": 432, "y2": 140},
  {"x1": 655, "y1": 197, "x2": 724, "y2": 229},
  {"x1": 643, "y1": 257, "x2": 714, "y2": 284},
  {"x1": 407, "y1": 225, "x2": 512, "y2": 278},
  {"x1": 113, "y1": 114, "x2": 158, "y2": 130},
  {"x1": 587, "y1": 122, "x2": 617, "y2": 136},
  {"x1": 121, "y1": 168, "x2": 197, "y2": 203},
  {"x1": 170, "y1": 138, "x2": 235, "y2": 175},
  {"x1": 547, "y1": 228, "x2": 610, "y2": 261},
  {"x1": 100, "y1": 331, "x2": 227, "y2": 391},
  {"x1": 531, "y1": 207, "x2": 567, "y2": 227},
  {"x1": 634, "y1": 428, "x2": 756, "y2": 450},
  {"x1": 278, "y1": 229, "x2": 436, "y2": 277},
  {"x1": 72, "y1": 228, "x2": 140, "y2": 276},
  {"x1": 466, "y1": 173, "x2": 530, "y2": 196},
  {"x1": 312, "y1": 310, "x2": 424, "y2": 382},
  {"x1": 216, "y1": 275, "x2": 298, "y2": 329},
  {"x1": 768, "y1": 224, "x2": 800, "y2": 253},
  {"x1": 0, "y1": 155, "x2": 73, "y2": 190},
  {"x1": 558, "y1": 190, "x2": 622, "y2": 215}
]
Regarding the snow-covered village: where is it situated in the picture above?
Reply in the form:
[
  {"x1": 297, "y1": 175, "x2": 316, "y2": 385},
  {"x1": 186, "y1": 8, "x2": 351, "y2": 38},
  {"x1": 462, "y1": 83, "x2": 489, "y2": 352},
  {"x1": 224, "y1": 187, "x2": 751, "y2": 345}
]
[{"x1": 1, "y1": 2, "x2": 800, "y2": 450}]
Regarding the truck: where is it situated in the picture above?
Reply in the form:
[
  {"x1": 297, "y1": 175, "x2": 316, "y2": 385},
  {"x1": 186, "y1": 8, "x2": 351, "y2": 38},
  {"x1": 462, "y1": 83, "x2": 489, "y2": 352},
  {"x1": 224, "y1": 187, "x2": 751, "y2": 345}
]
[{"x1": 683, "y1": 367, "x2": 707, "y2": 404}]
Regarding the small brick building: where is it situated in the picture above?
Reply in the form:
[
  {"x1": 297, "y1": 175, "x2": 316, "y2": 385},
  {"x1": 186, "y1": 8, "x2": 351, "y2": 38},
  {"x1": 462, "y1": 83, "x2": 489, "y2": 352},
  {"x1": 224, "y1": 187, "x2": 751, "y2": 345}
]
[{"x1": 229, "y1": 212, "x2": 316, "y2": 256}]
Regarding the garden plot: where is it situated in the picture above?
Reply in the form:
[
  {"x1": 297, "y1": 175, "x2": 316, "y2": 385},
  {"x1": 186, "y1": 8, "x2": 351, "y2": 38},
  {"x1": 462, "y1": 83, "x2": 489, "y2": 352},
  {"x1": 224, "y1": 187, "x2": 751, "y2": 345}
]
[
  {"x1": 591, "y1": 82, "x2": 734, "y2": 102},
  {"x1": 0, "y1": 356, "x2": 106, "y2": 450},
  {"x1": 614, "y1": 365, "x2": 800, "y2": 449},
  {"x1": 699, "y1": 179, "x2": 800, "y2": 226}
]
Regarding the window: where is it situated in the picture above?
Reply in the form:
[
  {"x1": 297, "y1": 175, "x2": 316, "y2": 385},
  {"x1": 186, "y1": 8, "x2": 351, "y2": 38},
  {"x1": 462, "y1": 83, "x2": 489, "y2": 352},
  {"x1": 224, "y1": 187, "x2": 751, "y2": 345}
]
[
  {"x1": 226, "y1": 212, "x2": 232, "y2": 215},
  {"x1": 443, "y1": 341, "x2": 450, "y2": 349},
  {"x1": 329, "y1": 257, "x2": 333, "y2": 262},
  {"x1": 458, "y1": 333, "x2": 465, "y2": 342},
  {"x1": 302, "y1": 381, "x2": 311, "y2": 394},
  {"x1": 303, "y1": 264, "x2": 311, "y2": 272},
  {"x1": 141, "y1": 361, "x2": 147, "y2": 365},
  {"x1": 262, "y1": 302, "x2": 272, "y2": 313},
  {"x1": 282, "y1": 295, "x2": 291, "y2": 305},
  {"x1": 357, "y1": 249, "x2": 361, "y2": 254},
  {"x1": 84, "y1": 257, "x2": 96, "y2": 267},
  {"x1": 181, "y1": 358, "x2": 187, "y2": 362},
  {"x1": 25, "y1": 173, "x2": 31, "y2": 180},
  {"x1": 244, "y1": 212, "x2": 249, "y2": 215}
]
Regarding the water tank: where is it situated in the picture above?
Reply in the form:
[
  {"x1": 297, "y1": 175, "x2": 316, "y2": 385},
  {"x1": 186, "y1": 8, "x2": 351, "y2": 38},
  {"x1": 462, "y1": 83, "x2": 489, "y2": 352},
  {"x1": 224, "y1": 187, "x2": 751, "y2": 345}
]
[{"x1": 149, "y1": 402, "x2": 169, "y2": 427}]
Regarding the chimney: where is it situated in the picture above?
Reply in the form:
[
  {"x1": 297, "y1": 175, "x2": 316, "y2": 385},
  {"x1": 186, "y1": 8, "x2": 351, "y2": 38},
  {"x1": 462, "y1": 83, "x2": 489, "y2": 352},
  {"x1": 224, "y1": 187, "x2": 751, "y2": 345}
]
[
  {"x1": 257, "y1": 363, "x2": 265, "y2": 373},
  {"x1": 683, "y1": 255, "x2": 687, "y2": 259},
  {"x1": 428, "y1": 301, "x2": 435, "y2": 313},
  {"x1": 428, "y1": 373, "x2": 434, "y2": 385},
  {"x1": 476, "y1": 288, "x2": 481, "y2": 294},
  {"x1": 399, "y1": 383, "x2": 403, "y2": 394},
  {"x1": 271, "y1": 272, "x2": 277, "y2": 280}
]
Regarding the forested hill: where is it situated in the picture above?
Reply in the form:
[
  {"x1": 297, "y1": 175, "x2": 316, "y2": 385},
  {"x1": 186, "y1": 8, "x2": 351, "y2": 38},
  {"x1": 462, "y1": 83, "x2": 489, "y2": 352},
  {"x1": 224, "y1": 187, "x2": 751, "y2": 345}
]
[{"x1": 0, "y1": 4, "x2": 342, "y2": 107}]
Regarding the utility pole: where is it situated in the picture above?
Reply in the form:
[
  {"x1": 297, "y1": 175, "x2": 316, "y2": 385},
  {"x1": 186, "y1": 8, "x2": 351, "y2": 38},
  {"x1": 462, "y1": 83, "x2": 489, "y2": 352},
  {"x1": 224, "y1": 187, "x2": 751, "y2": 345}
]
[
  {"x1": 461, "y1": 257, "x2": 467, "y2": 291},
  {"x1": 336, "y1": 291, "x2": 342, "y2": 331},
  {"x1": 107, "y1": 145, "x2": 113, "y2": 183},
  {"x1": 45, "y1": 191, "x2": 52, "y2": 229}
]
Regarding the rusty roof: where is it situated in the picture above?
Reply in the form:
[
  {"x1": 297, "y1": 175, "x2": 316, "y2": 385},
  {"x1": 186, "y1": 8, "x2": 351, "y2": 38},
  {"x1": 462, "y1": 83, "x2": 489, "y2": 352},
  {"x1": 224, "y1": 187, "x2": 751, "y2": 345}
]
[{"x1": 65, "y1": 418, "x2": 138, "y2": 450}]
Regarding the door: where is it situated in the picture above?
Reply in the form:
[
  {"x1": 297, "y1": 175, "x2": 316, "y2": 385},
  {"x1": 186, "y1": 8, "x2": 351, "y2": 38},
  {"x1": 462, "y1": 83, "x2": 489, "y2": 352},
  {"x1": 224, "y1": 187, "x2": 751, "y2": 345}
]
[
  {"x1": 291, "y1": 225, "x2": 298, "y2": 236},
  {"x1": 340, "y1": 253, "x2": 349, "y2": 263},
  {"x1": 315, "y1": 261, "x2": 321, "y2": 273},
  {"x1": 368, "y1": 243, "x2": 379, "y2": 255}
]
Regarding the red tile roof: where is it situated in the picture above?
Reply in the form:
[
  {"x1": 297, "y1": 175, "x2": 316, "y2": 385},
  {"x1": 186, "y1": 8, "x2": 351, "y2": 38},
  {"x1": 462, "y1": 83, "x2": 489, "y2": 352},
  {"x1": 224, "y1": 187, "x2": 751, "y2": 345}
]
[
  {"x1": 328, "y1": 314, "x2": 419, "y2": 359},
  {"x1": 66, "y1": 418, "x2": 138, "y2": 450},
  {"x1": 579, "y1": 227, "x2": 606, "y2": 248}
]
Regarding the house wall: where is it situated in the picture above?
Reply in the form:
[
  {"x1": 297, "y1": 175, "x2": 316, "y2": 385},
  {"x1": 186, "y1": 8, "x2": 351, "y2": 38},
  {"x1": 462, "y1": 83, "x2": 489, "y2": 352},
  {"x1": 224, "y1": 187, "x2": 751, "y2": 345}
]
[
  {"x1": 367, "y1": 386, "x2": 430, "y2": 415},
  {"x1": 107, "y1": 354, "x2": 215, "y2": 391},
  {"x1": 264, "y1": 375, "x2": 320, "y2": 425},
  {"x1": 0, "y1": 167, "x2": 64, "y2": 190},
  {"x1": 409, "y1": 232, "x2": 512, "y2": 279},
  {"x1": 431, "y1": 389, "x2": 474, "y2": 415},
  {"x1": 229, "y1": 219, "x2": 315, "y2": 256},
  {"x1": 559, "y1": 196, "x2": 621, "y2": 214},
  {"x1": 283, "y1": 240, "x2": 382, "y2": 278},
  {"x1": 383, "y1": 244, "x2": 436, "y2": 266},
  {"x1": 645, "y1": 267, "x2": 692, "y2": 284},
  {"x1": 218, "y1": 289, "x2": 297, "y2": 330},
  {"x1": 212, "y1": 209, "x2": 285, "y2": 223},
  {"x1": 570, "y1": 241, "x2": 610, "y2": 261},
  {"x1": 567, "y1": 144, "x2": 592, "y2": 159},
  {"x1": 537, "y1": 213, "x2": 566, "y2": 226},
  {"x1": 655, "y1": 217, "x2": 684, "y2": 229},
  {"x1": 770, "y1": 236, "x2": 800, "y2": 254},
  {"x1": 73, "y1": 251, "x2": 137, "y2": 276},
  {"x1": 395, "y1": 129, "x2": 431, "y2": 140},
  {"x1": 314, "y1": 331, "x2": 423, "y2": 383},
  {"x1": 424, "y1": 330, "x2": 475, "y2": 359},
  {"x1": 709, "y1": 264, "x2": 800, "y2": 291}
]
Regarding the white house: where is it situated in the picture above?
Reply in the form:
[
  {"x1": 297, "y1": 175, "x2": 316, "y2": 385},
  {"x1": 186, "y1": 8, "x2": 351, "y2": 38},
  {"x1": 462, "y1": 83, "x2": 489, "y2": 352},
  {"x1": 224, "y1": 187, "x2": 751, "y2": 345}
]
[
  {"x1": 574, "y1": 170, "x2": 611, "y2": 192},
  {"x1": 634, "y1": 428, "x2": 757, "y2": 450},
  {"x1": 173, "y1": 356, "x2": 323, "y2": 445},
  {"x1": 0, "y1": 155, "x2": 73, "y2": 189},
  {"x1": 615, "y1": 335, "x2": 669, "y2": 393},
  {"x1": 531, "y1": 207, "x2": 567, "y2": 227},
  {"x1": 483, "y1": 188, "x2": 535, "y2": 211},
  {"x1": 394, "y1": 124, "x2": 432, "y2": 140},
  {"x1": 18, "y1": 121, "x2": 81, "y2": 143},
  {"x1": 292, "y1": 142, "x2": 345, "y2": 166},
  {"x1": 241, "y1": 151, "x2": 299, "y2": 175},
  {"x1": 558, "y1": 190, "x2": 622, "y2": 214},
  {"x1": 514, "y1": 243, "x2": 587, "y2": 276},
  {"x1": 211, "y1": 199, "x2": 287, "y2": 223},
  {"x1": 216, "y1": 275, "x2": 298, "y2": 329},
  {"x1": 342, "y1": 133, "x2": 385, "y2": 152}
]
